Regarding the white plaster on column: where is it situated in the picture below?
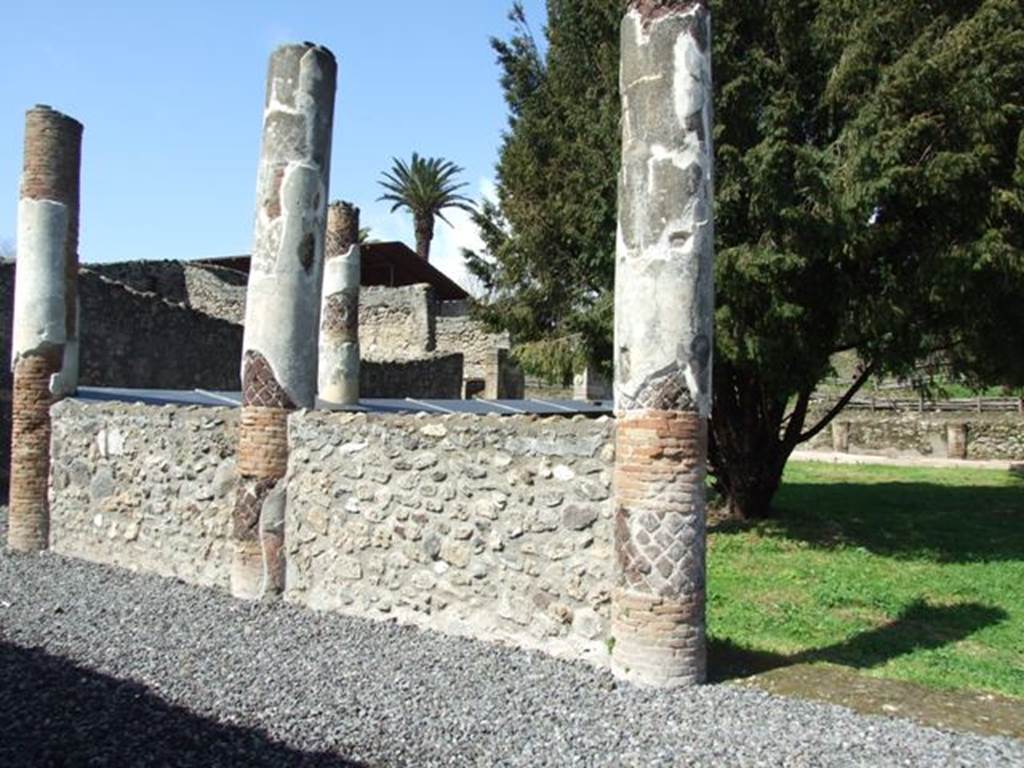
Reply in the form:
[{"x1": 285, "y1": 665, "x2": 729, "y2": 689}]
[
  {"x1": 242, "y1": 44, "x2": 335, "y2": 410},
  {"x1": 318, "y1": 242, "x2": 361, "y2": 404},
  {"x1": 11, "y1": 198, "x2": 69, "y2": 366},
  {"x1": 614, "y1": 7, "x2": 715, "y2": 417}
]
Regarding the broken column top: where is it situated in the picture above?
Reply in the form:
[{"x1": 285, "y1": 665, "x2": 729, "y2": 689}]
[
  {"x1": 21, "y1": 106, "x2": 83, "y2": 204},
  {"x1": 326, "y1": 201, "x2": 360, "y2": 257},
  {"x1": 629, "y1": 0, "x2": 707, "y2": 20}
]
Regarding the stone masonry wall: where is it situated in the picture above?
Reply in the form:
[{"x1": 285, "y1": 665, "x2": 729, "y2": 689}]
[
  {"x1": 361, "y1": 354, "x2": 464, "y2": 399},
  {"x1": 78, "y1": 270, "x2": 242, "y2": 389},
  {"x1": 803, "y1": 408, "x2": 1024, "y2": 460},
  {"x1": 436, "y1": 300, "x2": 511, "y2": 383},
  {"x1": 285, "y1": 411, "x2": 615, "y2": 662},
  {"x1": 361, "y1": 284, "x2": 435, "y2": 360},
  {"x1": 0, "y1": 264, "x2": 243, "y2": 491},
  {"x1": 48, "y1": 401, "x2": 616, "y2": 665},
  {"x1": 49, "y1": 400, "x2": 239, "y2": 588},
  {"x1": 87, "y1": 260, "x2": 248, "y2": 324}
]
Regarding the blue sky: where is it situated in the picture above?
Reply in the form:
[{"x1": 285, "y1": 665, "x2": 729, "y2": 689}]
[{"x1": 0, "y1": 0, "x2": 549, "y2": 289}]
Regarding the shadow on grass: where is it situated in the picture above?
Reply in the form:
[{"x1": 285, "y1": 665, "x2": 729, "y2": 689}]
[
  {"x1": 716, "y1": 481, "x2": 1024, "y2": 563},
  {"x1": 709, "y1": 599, "x2": 1008, "y2": 683},
  {"x1": 0, "y1": 642, "x2": 363, "y2": 768}
]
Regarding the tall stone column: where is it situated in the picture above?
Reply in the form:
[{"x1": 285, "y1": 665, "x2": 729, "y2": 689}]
[
  {"x1": 233, "y1": 43, "x2": 337, "y2": 599},
  {"x1": 8, "y1": 105, "x2": 82, "y2": 553},
  {"x1": 318, "y1": 201, "x2": 360, "y2": 404},
  {"x1": 611, "y1": 1, "x2": 715, "y2": 688}
]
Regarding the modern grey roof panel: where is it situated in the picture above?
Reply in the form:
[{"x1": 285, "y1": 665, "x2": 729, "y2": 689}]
[{"x1": 74, "y1": 388, "x2": 614, "y2": 417}]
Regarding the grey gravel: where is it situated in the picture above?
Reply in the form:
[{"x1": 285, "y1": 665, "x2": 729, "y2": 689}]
[{"x1": 0, "y1": 545, "x2": 1021, "y2": 767}]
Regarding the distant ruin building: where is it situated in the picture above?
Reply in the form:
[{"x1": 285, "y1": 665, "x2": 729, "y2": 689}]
[{"x1": 0, "y1": 240, "x2": 523, "y2": 487}]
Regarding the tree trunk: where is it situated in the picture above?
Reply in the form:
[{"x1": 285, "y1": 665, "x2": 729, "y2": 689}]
[
  {"x1": 709, "y1": 364, "x2": 793, "y2": 520},
  {"x1": 721, "y1": 469, "x2": 783, "y2": 520},
  {"x1": 709, "y1": 359, "x2": 875, "y2": 520},
  {"x1": 414, "y1": 214, "x2": 434, "y2": 261}
]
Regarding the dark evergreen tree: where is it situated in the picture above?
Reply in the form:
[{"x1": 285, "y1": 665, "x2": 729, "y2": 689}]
[{"x1": 470, "y1": 0, "x2": 1024, "y2": 518}]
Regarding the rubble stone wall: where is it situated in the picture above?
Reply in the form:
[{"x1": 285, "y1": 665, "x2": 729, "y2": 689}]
[
  {"x1": 361, "y1": 284, "x2": 435, "y2": 360},
  {"x1": 49, "y1": 400, "x2": 239, "y2": 588},
  {"x1": 285, "y1": 410, "x2": 615, "y2": 661},
  {"x1": 436, "y1": 300, "x2": 511, "y2": 383},
  {"x1": 48, "y1": 401, "x2": 617, "y2": 664},
  {"x1": 361, "y1": 354, "x2": 464, "y2": 399},
  {"x1": 803, "y1": 408, "x2": 1024, "y2": 460},
  {"x1": 87, "y1": 260, "x2": 248, "y2": 324}
]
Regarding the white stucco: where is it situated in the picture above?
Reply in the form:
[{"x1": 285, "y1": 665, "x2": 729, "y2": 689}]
[{"x1": 11, "y1": 198, "x2": 69, "y2": 367}]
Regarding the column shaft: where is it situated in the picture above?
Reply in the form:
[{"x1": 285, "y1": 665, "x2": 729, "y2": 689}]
[
  {"x1": 318, "y1": 201, "x2": 360, "y2": 404},
  {"x1": 612, "y1": 1, "x2": 715, "y2": 688},
  {"x1": 233, "y1": 43, "x2": 337, "y2": 599},
  {"x1": 8, "y1": 106, "x2": 82, "y2": 552}
]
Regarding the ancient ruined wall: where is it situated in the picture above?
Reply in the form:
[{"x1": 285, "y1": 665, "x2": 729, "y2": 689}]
[
  {"x1": 805, "y1": 409, "x2": 1024, "y2": 460},
  {"x1": 47, "y1": 401, "x2": 616, "y2": 663},
  {"x1": 1, "y1": 262, "x2": 242, "y2": 391},
  {"x1": 361, "y1": 354, "x2": 464, "y2": 399},
  {"x1": 77, "y1": 270, "x2": 242, "y2": 389},
  {"x1": 360, "y1": 284, "x2": 436, "y2": 360},
  {"x1": 49, "y1": 400, "x2": 239, "y2": 588},
  {"x1": 435, "y1": 300, "x2": 511, "y2": 380},
  {"x1": 0, "y1": 264, "x2": 242, "y2": 491},
  {"x1": 285, "y1": 411, "x2": 614, "y2": 661},
  {"x1": 87, "y1": 260, "x2": 248, "y2": 324}
]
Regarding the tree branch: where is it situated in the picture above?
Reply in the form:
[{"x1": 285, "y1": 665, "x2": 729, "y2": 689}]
[
  {"x1": 797, "y1": 362, "x2": 877, "y2": 443},
  {"x1": 782, "y1": 387, "x2": 813, "y2": 451}
]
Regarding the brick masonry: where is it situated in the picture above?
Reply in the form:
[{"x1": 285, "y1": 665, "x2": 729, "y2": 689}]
[
  {"x1": 611, "y1": 411, "x2": 706, "y2": 686},
  {"x1": 8, "y1": 355, "x2": 58, "y2": 551},
  {"x1": 8, "y1": 105, "x2": 83, "y2": 551},
  {"x1": 613, "y1": 2, "x2": 715, "y2": 687}
]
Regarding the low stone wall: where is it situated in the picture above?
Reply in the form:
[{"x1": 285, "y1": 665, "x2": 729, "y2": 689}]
[
  {"x1": 48, "y1": 401, "x2": 616, "y2": 664},
  {"x1": 0, "y1": 264, "x2": 243, "y2": 491},
  {"x1": 804, "y1": 409, "x2": 1024, "y2": 460},
  {"x1": 49, "y1": 400, "x2": 239, "y2": 588},
  {"x1": 285, "y1": 411, "x2": 615, "y2": 661},
  {"x1": 361, "y1": 354, "x2": 464, "y2": 399}
]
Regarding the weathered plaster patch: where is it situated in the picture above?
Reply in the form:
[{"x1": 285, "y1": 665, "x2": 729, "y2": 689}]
[{"x1": 12, "y1": 198, "x2": 69, "y2": 366}]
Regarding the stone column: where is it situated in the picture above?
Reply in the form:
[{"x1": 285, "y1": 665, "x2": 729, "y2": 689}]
[
  {"x1": 8, "y1": 106, "x2": 82, "y2": 553},
  {"x1": 318, "y1": 201, "x2": 360, "y2": 405},
  {"x1": 573, "y1": 362, "x2": 612, "y2": 401},
  {"x1": 832, "y1": 421, "x2": 851, "y2": 453},
  {"x1": 233, "y1": 43, "x2": 336, "y2": 599},
  {"x1": 946, "y1": 423, "x2": 968, "y2": 460},
  {"x1": 611, "y1": 1, "x2": 714, "y2": 688}
]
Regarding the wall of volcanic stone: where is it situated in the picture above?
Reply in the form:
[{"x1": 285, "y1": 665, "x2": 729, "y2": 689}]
[
  {"x1": 48, "y1": 400, "x2": 616, "y2": 664},
  {"x1": 802, "y1": 408, "x2": 1024, "y2": 460},
  {"x1": 49, "y1": 400, "x2": 239, "y2": 588},
  {"x1": 284, "y1": 410, "x2": 615, "y2": 662}
]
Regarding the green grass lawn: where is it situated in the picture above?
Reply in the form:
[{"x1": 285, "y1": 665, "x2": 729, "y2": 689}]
[{"x1": 708, "y1": 462, "x2": 1024, "y2": 698}]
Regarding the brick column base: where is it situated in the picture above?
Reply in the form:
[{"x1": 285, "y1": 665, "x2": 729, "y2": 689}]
[
  {"x1": 8, "y1": 354, "x2": 58, "y2": 552},
  {"x1": 231, "y1": 406, "x2": 289, "y2": 599},
  {"x1": 611, "y1": 409, "x2": 707, "y2": 687}
]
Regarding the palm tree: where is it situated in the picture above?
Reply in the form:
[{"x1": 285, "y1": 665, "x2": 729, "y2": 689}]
[{"x1": 377, "y1": 153, "x2": 475, "y2": 261}]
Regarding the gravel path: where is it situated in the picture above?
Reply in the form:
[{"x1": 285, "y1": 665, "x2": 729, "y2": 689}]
[{"x1": 0, "y1": 549, "x2": 1021, "y2": 767}]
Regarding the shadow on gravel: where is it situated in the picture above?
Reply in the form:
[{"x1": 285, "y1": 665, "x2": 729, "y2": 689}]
[
  {"x1": 0, "y1": 642, "x2": 364, "y2": 768},
  {"x1": 709, "y1": 599, "x2": 1007, "y2": 682}
]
